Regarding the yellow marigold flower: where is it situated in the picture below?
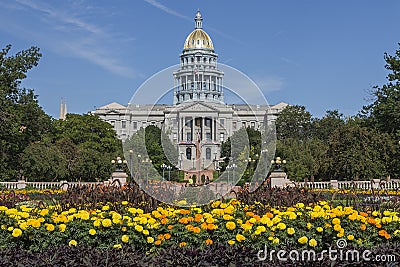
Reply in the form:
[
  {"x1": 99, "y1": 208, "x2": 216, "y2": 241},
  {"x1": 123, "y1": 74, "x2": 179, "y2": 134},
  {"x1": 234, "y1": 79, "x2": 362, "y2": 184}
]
[
  {"x1": 228, "y1": 240, "x2": 235, "y2": 245},
  {"x1": 7, "y1": 226, "x2": 14, "y2": 232},
  {"x1": 333, "y1": 224, "x2": 342, "y2": 232},
  {"x1": 89, "y1": 229, "x2": 96, "y2": 235},
  {"x1": 59, "y1": 224, "x2": 66, "y2": 232},
  {"x1": 179, "y1": 242, "x2": 187, "y2": 247},
  {"x1": 39, "y1": 209, "x2": 49, "y2": 216},
  {"x1": 121, "y1": 235, "x2": 129, "y2": 243},
  {"x1": 113, "y1": 244, "x2": 122, "y2": 249},
  {"x1": 273, "y1": 238, "x2": 279, "y2": 244},
  {"x1": 316, "y1": 227, "x2": 324, "y2": 233},
  {"x1": 102, "y1": 219, "x2": 112, "y2": 227},
  {"x1": 298, "y1": 236, "x2": 308, "y2": 245},
  {"x1": 306, "y1": 223, "x2": 313, "y2": 229},
  {"x1": 296, "y1": 203, "x2": 305, "y2": 209},
  {"x1": 143, "y1": 229, "x2": 149, "y2": 235},
  {"x1": 287, "y1": 227, "x2": 295, "y2": 235},
  {"x1": 332, "y1": 218, "x2": 340, "y2": 225},
  {"x1": 249, "y1": 217, "x2": 256, "y2": 224},
  {"x1": 46, "y1": 224, "x2": 55, "y2": 232},
  {"x1": 337, "y1": 232, "x2": 344, "y2": 238},
  {"x1": 226, "y1": 221, "x2": 236, "y2": 230},
  {"x1": 19, "y1": 222, "x2": 28, "y2": 231},
  {"x1": 257, "y1": 225, "x2": 266, "y2": 233},
  {"x1": 121, "y1": 201, "x2": 129, "y2": 205},
  {"x1": 211, "y1": 201, "x2": 221, "y2": 208},
  {"x1": 277, "y1": 222, "x2": 286, "y2": 230},
  {"x1": 135, "y1": 225, "x2": 143, "y2": 232},
  {"x1": 69, "y1": 240, "x2": 77, "y2": 246},
  {"x1": 102, "y1": 205, "x2": 109, "y2": 211},
  {"x1": 93, "y1": 220, "x2": 101, "y2": 227},
  {"x1": 12, "y1": 228, "x2": 22, "y2": 237},
  {"x1": 236, "y1": 233, "x2": 246, "y2": 242},
  {"x1": 147, "y1": 237, "x2": 154, "y2": 243},
  {"x1": 309, "y1": 239, "x2": 317, "y2": 247},
  {"x1": 347, "y1": 234, "x2": 354, "y2": 241}
]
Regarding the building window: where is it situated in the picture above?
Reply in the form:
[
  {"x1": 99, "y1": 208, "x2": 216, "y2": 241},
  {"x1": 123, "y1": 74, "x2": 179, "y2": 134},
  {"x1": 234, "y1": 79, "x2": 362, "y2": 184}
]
[
  {"x1": 206, "y1": 132, "x2": 211, "y2": 141},
  {"x1": 185, "y1": 117, "x2": 192, "y2": 127},
  {"x1": 242, "y1": 122, "x2": 246, "y2": 128},
  {"x1": 121, "y1": 121, "x2": 126, "y2": 129},
  {"x1": 133, "y1": 122, "x2": 137, "y2": 130},
  {"x1": 186, "y1": 147, "x2": 192, "y2": 160},
  {"x1": 187, "y1": 132, "x2": 192, "y2": 142},
  {"x1": 233, "y1": 121, "x2": 237, "y2": 130},
  {"x1": 142, "y1": 122, "x2": 147, "y2": 128},
  {"x1": 205, "y1": 118, "x2": 211, "y2": 127},
  {"x1": 173, "y1": 133, "x2": 177, "y2": 140},
  {"x1": 206, "y1": 148, "x2": 211, "y2": 160},
  {"x1": 110, "y1": 121, "x2": 115, "y2": 126},
  {"x1": 220, "y1": 119, "x2": 225, "y2": 126},
  {"x1": 251, "y1": 121, "x2": 255, "y2": 128},
  {"x1": 220, "y1": 133, "x2": 225, "y2": 142}
]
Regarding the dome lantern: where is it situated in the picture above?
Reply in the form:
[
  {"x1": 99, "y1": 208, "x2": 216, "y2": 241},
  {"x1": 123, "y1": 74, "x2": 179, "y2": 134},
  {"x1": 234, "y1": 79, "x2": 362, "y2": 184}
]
[{"x1": 195, "y1": 9, "x2": 203, "y2": 29}]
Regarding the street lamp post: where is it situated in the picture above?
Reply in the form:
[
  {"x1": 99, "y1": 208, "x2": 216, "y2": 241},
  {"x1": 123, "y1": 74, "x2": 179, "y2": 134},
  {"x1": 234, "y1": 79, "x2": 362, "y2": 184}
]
[
  {"x1": 137, "y1": 154, "x2": 141, "y2": 178},
  {"x1": 271, "y1": 157, "x2": 286, "y2": 172},
  {"x1": 167, "y1": 165, "x2": 172, "y2": 181},
  {"x1": 161, "y1": 163, "x2": 167, "y2": 180},
  {"x1": 129, "y1": 150, "x2": 133, "y2": 178}
]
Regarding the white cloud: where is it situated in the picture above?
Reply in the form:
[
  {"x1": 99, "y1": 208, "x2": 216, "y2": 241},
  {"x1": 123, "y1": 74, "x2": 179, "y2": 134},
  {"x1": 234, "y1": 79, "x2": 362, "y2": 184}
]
[
  {"x1": 6, "y1": 0, "x2": 137, "y2": 78},
  {"x1": 143, "y1": 0, "x2": 191, "y2": 21}
]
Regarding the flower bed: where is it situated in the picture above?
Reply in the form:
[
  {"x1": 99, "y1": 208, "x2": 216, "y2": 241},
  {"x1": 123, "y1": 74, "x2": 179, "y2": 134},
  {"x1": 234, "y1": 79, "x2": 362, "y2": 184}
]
[{"x1": 0, "y1": 198, "x2": 399, "y2": 252}]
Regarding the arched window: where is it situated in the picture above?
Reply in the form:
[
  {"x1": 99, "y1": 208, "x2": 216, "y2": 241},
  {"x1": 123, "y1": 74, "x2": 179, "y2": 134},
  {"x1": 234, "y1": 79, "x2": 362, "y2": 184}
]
[
  {"x1": 186, "y1": 147, "x2": 192, "y2": 160},
  {"x1": 206, "y1": 148, "x2": 211, "y2": 160}
]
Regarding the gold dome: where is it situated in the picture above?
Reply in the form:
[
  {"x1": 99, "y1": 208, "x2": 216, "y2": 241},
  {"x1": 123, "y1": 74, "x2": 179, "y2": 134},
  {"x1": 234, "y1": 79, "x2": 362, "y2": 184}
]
[{"x1": 183, "y1": 29, "x2": 214, "y2": 50}]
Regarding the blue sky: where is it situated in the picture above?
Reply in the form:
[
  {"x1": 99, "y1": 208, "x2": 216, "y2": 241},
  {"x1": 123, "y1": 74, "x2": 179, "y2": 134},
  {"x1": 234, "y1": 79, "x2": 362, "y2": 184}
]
[{"x1": 1, "y1": 0, "x2": 399, "y2": 118}]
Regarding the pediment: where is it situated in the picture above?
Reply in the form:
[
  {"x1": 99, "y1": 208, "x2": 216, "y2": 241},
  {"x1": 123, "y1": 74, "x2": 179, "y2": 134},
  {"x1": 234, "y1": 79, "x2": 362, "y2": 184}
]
[
  {"x1": 177, "y1": 102, "x2": 221, "y2": 113},
  {"x1": 97, "y1": 102, "x2": 127, "y2": 110}
]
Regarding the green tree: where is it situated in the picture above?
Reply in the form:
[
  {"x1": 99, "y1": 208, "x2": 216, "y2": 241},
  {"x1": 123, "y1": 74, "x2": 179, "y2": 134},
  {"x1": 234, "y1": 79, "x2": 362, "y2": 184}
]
[
  {"x1": 326, "y1": 122, "x2": 395, "y2": 180},
  {"x1": 275, "y1": 105, "x2": 312, "y2": 140},
  {"x1": 362, "y1": 44, "x2": 400, "y2": 136},
  {"x1": 124, "y1": 125, "x2": 178, "y2": 180},
  {"x1": 52, "y1": 113, "x2": 122, "y2": 181},
  {"x1": 0, "y1": 45, "x2": 51, "y2": 180}
]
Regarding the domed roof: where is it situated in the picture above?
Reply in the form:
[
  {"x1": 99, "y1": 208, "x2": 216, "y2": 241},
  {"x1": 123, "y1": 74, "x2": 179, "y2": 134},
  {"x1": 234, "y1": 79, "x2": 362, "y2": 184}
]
[{"x1": 183, "y1": 29, "x2": 214, "y2": 50}]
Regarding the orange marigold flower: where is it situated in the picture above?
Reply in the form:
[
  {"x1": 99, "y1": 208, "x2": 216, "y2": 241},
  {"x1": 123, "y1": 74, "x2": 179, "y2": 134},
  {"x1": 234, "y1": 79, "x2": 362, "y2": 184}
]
[
  {"x1": 207, "y1": 224, "x2": 216, "y2": 230},
  {"x1": 161, "y1": 218, "x2": 169, "y2": 224},
  {"x1": 164, "y1": 233, "x2": 171, "y2": 240},
  {"x1": 205, "y1": 239, "x2": 213, "y2": 245},
  {"x1": 367, "y1": 218, "x2": 376, "y2": 224},
  {"x1": 195, "y1": 214, "x2": 203, "y2": 222},
  {"x1": 378, "y1": 230, "x2": 387, "y2": 237},
  {"x1": 193, "y1": 227, "x2": 201, "y2": 234},
  {"x1": 201, "y1": 222, "x2": 208, "y2": 229},
  {"x1": 179, "y1": 218, "x2": 189, "y2": 224},
  {"x1": 253, "y1": 215, "x2": 261, "y2": 221},
  {"x1": 376, "y1": 224, "x2": 382, "y2": 229},
  {"x1": 167, "y1": 225, "x2": 174, "y2": 230},
  {"x1": 266, "y1": 213, "x2": 274, "y2": 219},
  {"x1": 246, "y1": 211, "x2": 254, "y2": 217},
  {"x1": 384, "y1": 233, "x2": 391, "y2": 239},
  {"x1": 155, "y1": 240, "x2": 162, "y2": 245},
  {"x1": 360, "y1": 212, "x2": 368, "y2": 217},
  {"x1": 360, "y1": 224, "x2": 366, "y2": 231},
  {"x1": 180, "y1": 209, "x2": 190, "y2": 215},
  {"x1": 158, "y1": 234, "x2": 164, "y2": 240}
]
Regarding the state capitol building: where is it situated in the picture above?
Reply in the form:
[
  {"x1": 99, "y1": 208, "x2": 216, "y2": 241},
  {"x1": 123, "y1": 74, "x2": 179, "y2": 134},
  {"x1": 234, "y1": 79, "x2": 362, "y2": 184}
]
[{"x1": 93, "y1": 10, "x2": 287, "y2": 171}]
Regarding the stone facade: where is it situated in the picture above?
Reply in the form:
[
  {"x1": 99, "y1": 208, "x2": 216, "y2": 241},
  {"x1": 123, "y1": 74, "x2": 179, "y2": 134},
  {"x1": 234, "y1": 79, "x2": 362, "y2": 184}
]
[{"x1": 93, "y1": 11, "x2": 288, "y2": 171}]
